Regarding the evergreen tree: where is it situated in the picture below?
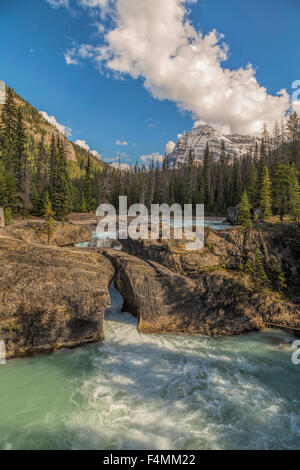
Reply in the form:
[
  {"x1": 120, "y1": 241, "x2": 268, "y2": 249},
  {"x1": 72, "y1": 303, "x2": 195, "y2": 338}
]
[
  {"x1": 243, "y1": 249, "x2": 271, "y2": 291},
  {"x1": 51, "y1": 140, "x2": 72, "y2": 220},
  {"x1": 286, "y1": 112, "x2": 300, "y2": 165},
  {"x1": 0, "y1": 87, "x2": 17, "y2": 172},
  {"x1": 247, "y1": 164, "x2": 259, "y2": 208},
  {"x1": 41, "y1": 191, "x2": 56, "y2": 244},
  {"x1": 202, "y1": 143, "x2": 211, "y2": 208},
  {"x1": 215, "y1": 140, "x2": 226, "y2": 214},
  {"x1": 238, "y1": 191, "x2": 252, "y2": 230},
  {"x1": 84, "y1": 154, "x2": 93, "y2": 211},
  {"x1": 49, "y1": 135, "x2": 56, "y2": 194},
  {"x1": 0, "y1": 163, "x2": 16, "y2": 211},
  {"x1": 290, "y1": 167, "x2": 300, "y2": 223},
  {"x1": 272, "y1": 163, "x2": 291, "y2": 221},
  {"x1": 260, "y1": 166, "x2": 272, "y2": 219},
  {"x1": 14, "y1": 108, "x2": 27, "y2": 206},
  {"x1": 230, "y1": 157, "x2": 242, "y2": 206}
]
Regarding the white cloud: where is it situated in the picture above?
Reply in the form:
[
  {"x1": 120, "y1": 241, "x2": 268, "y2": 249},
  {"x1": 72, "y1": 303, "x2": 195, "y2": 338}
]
[
  {"x1": 141, "y1": 153, "x2": 165, "y2": 164},
  {"x1": 46, "y1": 0, "x2": 69, "y2": 8},
  {"x1": 75, "y1": 140, "x2": 102, "y2": 157},
  {"x1": 75, "y1": 139, "x2": 90, "y2": 151},
  {"x1": 116, "y1": 140, "x2": 128, "y2": 146},
  {"x1": 91, "y1": 149, "x2": 102, "y2": 159},
  {"x1": 111, "y1": 162, "x2": 131, "y2": 170},
  {"x1": 292, "y1": 100, "x2": 300, "y2": 114},
  {"x1": 64, "y1": 50, "x2": 79, "y2": 65},
  {"x1": 64, "y1": 44, "x2": 97, "y2": 65},
  {"x1": 74, "y1": 0, "x2": 291, "y2": 135},
  {"x1": 165, "y1": 141, "x2": 176, "y2": 155},
  {"x1": 40, "y1": 111, "x2": 72, "y2": 137},
  {"x1": 193, "y1": 120, "x2": 207, "y2": 129},
  {"x1": 78, "y1": 0, "x2": 111, "y2": 17}
]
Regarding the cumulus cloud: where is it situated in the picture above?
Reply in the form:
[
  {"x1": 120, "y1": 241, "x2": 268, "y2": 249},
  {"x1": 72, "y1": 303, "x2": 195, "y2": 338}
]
[
  {"x1": 64, "y1": 44, "x2": 96, "y2": 65},
  {"x1": 91, "y1": 149, "x2": 102, "y2": 159},
  {"x1": 64, "y1": 51, "x2": 79, "y2": 65},
  {"x1": 116, "y1": 140, "x2": 128, "y2": 146},
  {"x1": 73, "y1": 0, "x2": 291, "y2": 135},
  {"x1": 46, "y1": 0, "x2": 69, "y2": 8},
  {"x1": 141, "y1": 153, "x2": 165, "y2": 164},
  {"x1": 40, "y1": 111, "x2": 72, "y2": 137},
  {"x1": 75, "y1": 139, "x2": 90, "y2": 151},
  {"x1": 165, "y1": 141, "x2": 176, "y2": 155},
  {"x1": 75, "y1": 139, "x2": 102, "y2": 157},
  {"x1": 111, "y1": 162, "x2": 131, "y2": 170}
]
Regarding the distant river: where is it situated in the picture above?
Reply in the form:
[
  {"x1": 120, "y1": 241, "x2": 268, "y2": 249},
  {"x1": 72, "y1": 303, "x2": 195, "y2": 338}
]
[
  {"x1": 0, "y1": 285, "x2": 299, "y2": 450},
  {"x1": 75, "y1": 217, "x2": 232, "y2": 248}
]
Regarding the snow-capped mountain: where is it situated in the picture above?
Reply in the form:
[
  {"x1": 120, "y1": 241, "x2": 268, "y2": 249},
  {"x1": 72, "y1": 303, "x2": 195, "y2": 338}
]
[{"x1": 167, "y1": 124, "x2": 257, "y2": 164}]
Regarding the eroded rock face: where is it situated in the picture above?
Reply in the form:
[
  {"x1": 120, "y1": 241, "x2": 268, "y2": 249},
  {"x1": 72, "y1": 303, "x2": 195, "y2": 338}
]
[
  {"x1": 102, "y1": 249, "x2": 298, "y2": 337},
  {"x1": 120, "y1": 225, "x2": 300, "y2": 283},
  {"x1": 1, "y1": 220, "x2": 299, "y2": 359},
  {"x1": 0, "y1": 238, "x2": 114, "y2": 358},
  {"x1": 104, "y1": 224, "x2": 300, "y2": 336}
]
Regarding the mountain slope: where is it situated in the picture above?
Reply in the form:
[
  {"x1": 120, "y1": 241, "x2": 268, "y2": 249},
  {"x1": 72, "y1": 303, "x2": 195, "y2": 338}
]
[{"x1": 0, "y1": 85, "x2": 106, "y2": 172}]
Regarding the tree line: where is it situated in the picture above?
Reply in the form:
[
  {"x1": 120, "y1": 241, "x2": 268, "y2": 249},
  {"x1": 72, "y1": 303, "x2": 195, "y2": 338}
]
[
  {"x1": 110, "y1": 113, "x2": 300, "y2": 225},
  {"x1": 0, "y1": 85, "x2": 299, "y2": 227}
]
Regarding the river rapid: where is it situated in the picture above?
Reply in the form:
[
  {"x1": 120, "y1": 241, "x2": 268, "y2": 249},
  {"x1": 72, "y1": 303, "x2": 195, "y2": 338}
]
[{"x1": 0, "y1": 285, "x2": 299, "y2": 450}]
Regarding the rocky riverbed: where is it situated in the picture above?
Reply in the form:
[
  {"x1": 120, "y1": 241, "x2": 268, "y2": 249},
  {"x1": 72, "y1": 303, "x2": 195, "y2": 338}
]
[{"x1": 0, "y1": 216, "x2": 299, "y2": 358}]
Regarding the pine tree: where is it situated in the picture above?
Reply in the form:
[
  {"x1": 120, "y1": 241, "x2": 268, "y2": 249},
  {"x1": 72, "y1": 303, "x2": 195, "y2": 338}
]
[
  {"x1": 286, "y1": 111, "x2": 300, "y2": 165},
  {"x1": 260, "y1": 166, "x2": 272, "y2": 219},
  {"x1": 80, "y1": 193, "x2": 87, "y2": 213},
  {"x1": 0, "y1": 163, "x2": 16, "y2": 211},
  {"x1": 51, "y1": 139, "x2": 72, "y2": 220},
  {"x1": 272, "y1": 163, "x2": 291, "y2": 221},
  {"x1": 14, "y1": 108, "x2": 27, "y2": 206},
  {"x1": 243, "y1": 249, "x2": 270, "y2": 291},
  {"x1": 290, "y1": 167, "x2": 300, "y2": 223},
  {"x1": 84, "y1": 154, "x2": 92, "y2": 211},
  {"x1": 184, "y1": 150, "x2": 194, "y2": 204},
  {"x1": 230, "y1": 157, "x2": 242, "y2": 206},
  {"x1": 247, "y1": 164, "x2": 259, "y2": 208},
  {"x1": 215, "y1": 140, "x2": 226, "y2": 214},
  {"x1": 0, "y1": 87, "x2": 17, "y2": 172},
  {"x1": 238, "y1": 191, "x2": 252, "y2": 230},
  {"x1": 49, "y1": 135, "x2": 56, "y2": 194},
  {"x1": 41, "y1": 191, "x2": 56, "y2": 244},
  {"x1": 202, "y1": 143, "x2": 211, "y2": 208}
]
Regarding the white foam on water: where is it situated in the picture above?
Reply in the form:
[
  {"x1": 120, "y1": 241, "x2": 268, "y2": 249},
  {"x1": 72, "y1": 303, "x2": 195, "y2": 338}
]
[
  {"x1": 0, "y1": 284, "x2": 299, "y2": 450},
  {"x1": 57, "y1": 285, "x2": 300, "y2": 450}
]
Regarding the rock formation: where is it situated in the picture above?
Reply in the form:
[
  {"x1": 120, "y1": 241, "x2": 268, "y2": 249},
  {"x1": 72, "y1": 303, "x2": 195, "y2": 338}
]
[
  {"x1": 0, "y1": 238, "x2": 114, "y2": 359},
  {"x1": 0, "y1": 219, "x2": 299, "y2": 360},
  {"x1": 103, "y1": 241, "x2": 300, "y2": 337},
  {"x1": 2, "y1": 220, "x2": 92, "y2": 246}
]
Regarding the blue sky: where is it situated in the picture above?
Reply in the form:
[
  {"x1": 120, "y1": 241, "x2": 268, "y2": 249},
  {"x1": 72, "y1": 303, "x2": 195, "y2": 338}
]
[{"x1": 0, "y1": 0, "x2": 299, "y2": 166}]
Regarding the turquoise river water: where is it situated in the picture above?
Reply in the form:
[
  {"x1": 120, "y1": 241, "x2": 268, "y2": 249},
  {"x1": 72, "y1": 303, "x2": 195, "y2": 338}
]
[{"x1": 0, "y1": 285, "x2": 299, "y2": 450}]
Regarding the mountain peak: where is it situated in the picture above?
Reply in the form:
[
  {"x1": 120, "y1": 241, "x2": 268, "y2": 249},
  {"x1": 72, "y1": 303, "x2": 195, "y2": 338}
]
[{"x1": 167, "y1": 124, "x2": 257, "y2": 164}]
